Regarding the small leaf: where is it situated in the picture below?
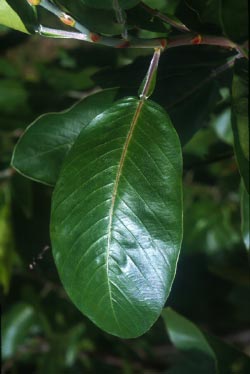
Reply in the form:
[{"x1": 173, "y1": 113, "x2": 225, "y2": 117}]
[
  {"x1": 241, "y1": 182, "x2": 249, "y2": 252},
  {"x1": 231, "y1": 59, "x2": 249, "y2": 193},
  {"x1": 2, "y1": 303, "x2": 39, "y2": 360},
  {"x1": 162, "y1": 308, "x2": 250, "y2": 374},
  {"x1": 11, "y1": 88, "x2": 118, "y2": 186},
  {"x1": 162, "y1": 308, "x2": 217, "y2": 374},
  {"x1": 51, "y1": 97, "x2": 183, "y2": 338}
]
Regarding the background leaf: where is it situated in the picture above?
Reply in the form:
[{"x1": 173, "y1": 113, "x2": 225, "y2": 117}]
[
  {"x1": 2, "y1": 303, "x2": 41, "y2": 360},
  {"x1": 53, "y1": 0, "x2": 125, "y2": 35},
  {"x1": 162, "y1": 308, "x2": 217, "y2": 374},
  {"x1": 241, "y1": 182, "x2": 249, "y2": 252},
  {"x1": 54, "y1": 0, "x2": 140, "y2": 11},
  {"x1": 11, "y1": 88, "x2": 119, "y2": 186},
  {"x1": 0, "y1": 185, "x2": 16, "y2": 293},
  {"x1": 93, "y1": 47, "x2": 233, "y2": 145},
  {"x1": 231, "y1": 58, "x2": 249, "y2": 193},
  {"x1": 162, "y1": 308, "x2": 250, "y2": 374},
  {"x1": 51, "y1": 97, "x2": 182, "y2": 338},
  {"x1": 220, "y1": 0, "x2": 248, "y2": 42}
]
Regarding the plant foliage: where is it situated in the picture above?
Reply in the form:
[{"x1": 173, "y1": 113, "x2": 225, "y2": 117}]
[{"x1": 0, "y1": 0, "x2": 249, "y2": 372}]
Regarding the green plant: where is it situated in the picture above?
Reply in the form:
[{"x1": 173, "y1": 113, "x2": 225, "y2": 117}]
[{"x1": 0, "y1": 1, "x2": 249, "y2": 370}]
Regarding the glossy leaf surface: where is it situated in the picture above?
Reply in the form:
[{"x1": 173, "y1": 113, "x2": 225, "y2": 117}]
[
  {"x1": 51, "y1": 97, "x2": 182, "y2": 338},
  {"x1": 12, "y1": 89, "x2": 118, "y2": 186},
  {"x1": 231, "y1": 59, "x2": 249, "y2": 193}
]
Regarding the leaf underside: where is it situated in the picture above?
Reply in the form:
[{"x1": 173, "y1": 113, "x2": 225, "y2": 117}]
[{"x1": 51, "y1": 97, "x2": 182, "y2": 338}]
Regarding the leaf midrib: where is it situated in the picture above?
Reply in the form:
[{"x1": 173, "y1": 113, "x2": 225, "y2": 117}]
[{"x1": 106, "y1": 99, "x2": 144, "y2": 327}]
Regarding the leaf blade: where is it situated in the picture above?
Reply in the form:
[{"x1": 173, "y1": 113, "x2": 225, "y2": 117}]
[
  {"x1": 11, "y1": 88, "x2": 118, "y2": 186},
  {"x1": 51, "y1": 97, "x2": 183, "y2": 338},
  {"x1": 0, "y1": 0, "x2": 29, "y2": 33},
  {"x1": 1, "y1": 0, "x2": 37, "y2": 34}
]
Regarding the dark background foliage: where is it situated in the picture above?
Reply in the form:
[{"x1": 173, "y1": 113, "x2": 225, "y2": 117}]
[{"x1": 1, "y1": 0, "x2": 249, "y2": 372}]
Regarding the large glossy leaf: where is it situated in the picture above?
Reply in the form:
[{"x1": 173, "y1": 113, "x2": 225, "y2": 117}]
[
  {"x1": 1, "y1": 0, "x2": 37, "y2": 34},
  {"x1": 51, "y1": 97, "x2": 183, "y2": 338},
  {"x1": 11, "y1": 88, "x2": 118, "y2": 186},
  {"x1": 162, "y1": 308, "x2": 250, "y2": 374},
  {"x1": 231, "y1": 59, "x2": 249, "y2": 193}
]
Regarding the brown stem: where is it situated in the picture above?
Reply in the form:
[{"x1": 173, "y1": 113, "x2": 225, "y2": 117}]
[{"x1": 167, "y1": 34, "x2": 236, "y2": 49}]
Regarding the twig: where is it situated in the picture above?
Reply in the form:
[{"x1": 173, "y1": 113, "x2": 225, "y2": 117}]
[
  {"x1": 0, "y1": 168, "x2": 15, "y2": 180},
  {"x1": 36, "y1": 25, "x2": 166, "y2": 49},
  {"x1": 27, "y1": 0, "x2": 248, "y2": 57}
]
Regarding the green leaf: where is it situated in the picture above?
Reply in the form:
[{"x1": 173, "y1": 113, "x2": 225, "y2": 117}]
[
  {"x1": 162, "y1": 308, "x2": 250, "y2": 374},
  {"x1": 11, "y1": 174, "x2": 33, "y2": 219},
  {"x1": 0, "y1": 185, "x2": 15, "y2": 293},
  {"x1": 231, "y1": 59, "x2": 249, "y2": 193},
  {"x1": 0, "y1": 79, "x2": 29, "y2": 115},
  {"x1": 55, "y1": 0, "x2": 139, "y2": 10},
  {"x1": 126, "y1": 4, "x2": 168, "y2": 33},
  {"x1": 2, "y1": 303, "x2": 39, "y2": 360},
  {"x1": 11, "y1": 88, "x2": 118, "y2": 186},
  {"x1": 93, "y1": 47, "x2": 229, "y2": 145},
  {"x1": 0, "y1": 0, "x2": 29, "y2": 33},
  {"x1": 53, "y1": 0, "x2": 125, "y2": 35},
  {"x1": 162, "y1": 308, "x2": 217, "y2": 374},
  {"x1": 175, "y1": 0, "x2": 222, "y2": 33},
  {"x1": 221, "y1": 0, "x2": 248, "y2": 42},
  {"x1": 1, "y1": 0, "x2": 37, "y2": 34},
  {"x1": 51, "y1": 97, "x2": 183, "y2": 338},
  {"x1": 241, "y1": 182, "x2": 249, "y2": 252}
]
